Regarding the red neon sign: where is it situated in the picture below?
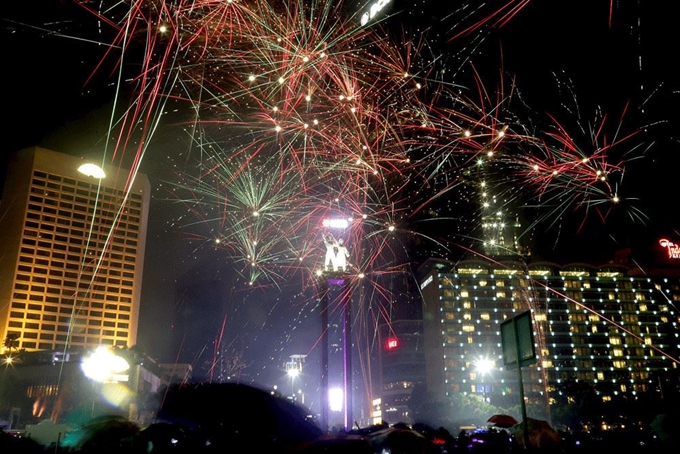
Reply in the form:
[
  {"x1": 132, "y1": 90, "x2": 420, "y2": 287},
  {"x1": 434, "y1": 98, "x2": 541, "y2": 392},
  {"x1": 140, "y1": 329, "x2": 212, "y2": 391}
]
[
  {"x1": 659, "y1": 238, "x2": 680, "y2": 259},
  {"x1": 385, "y1": 337, "x2": 398, "y2": 350}
]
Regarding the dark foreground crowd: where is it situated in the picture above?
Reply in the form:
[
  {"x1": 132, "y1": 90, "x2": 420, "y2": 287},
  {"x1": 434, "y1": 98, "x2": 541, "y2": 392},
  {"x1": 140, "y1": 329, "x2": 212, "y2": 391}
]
[{"x1": 1, "y1": 383, "x2": 678, "y2": 454}]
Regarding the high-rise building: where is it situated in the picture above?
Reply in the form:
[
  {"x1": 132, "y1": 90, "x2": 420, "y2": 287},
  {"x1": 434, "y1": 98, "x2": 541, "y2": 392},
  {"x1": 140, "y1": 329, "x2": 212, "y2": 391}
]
[
  {"x1": 0, "y1": 147, "x2": 150, "y2": 353},
  {"x1": 417, "y1": 255, "x2": 680, "y2": 414},
  {"x1": 377, "y1": 319, "x2": 425, "y2": 424}
]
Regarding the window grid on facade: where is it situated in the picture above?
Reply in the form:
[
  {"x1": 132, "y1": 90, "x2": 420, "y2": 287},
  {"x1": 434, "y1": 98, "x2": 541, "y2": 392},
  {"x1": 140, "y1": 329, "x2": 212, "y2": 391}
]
[
  {"x1": 422, "y1": 259, "x2": 680, "y2": 406},
  {"x1": 1, "y1": 149, "x2": 148, "y2": 354}
]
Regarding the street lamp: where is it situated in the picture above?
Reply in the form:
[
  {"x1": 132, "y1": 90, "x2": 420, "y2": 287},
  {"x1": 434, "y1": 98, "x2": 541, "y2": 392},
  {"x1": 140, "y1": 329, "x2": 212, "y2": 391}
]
[
  {"x1": 475, "y1": 358, "x2": 494, "y2": 375},
  {"x1": 287, "y1": 367, "x2": 300, "y2": 399},
  {"x1": 475, "y1": 358, "x2": 494, "y2": 402}
]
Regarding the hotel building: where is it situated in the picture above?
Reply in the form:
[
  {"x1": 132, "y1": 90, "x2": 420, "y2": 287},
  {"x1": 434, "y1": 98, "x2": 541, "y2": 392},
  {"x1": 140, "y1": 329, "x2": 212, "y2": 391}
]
[
  {"x1": 0, "y1": 146, "x2": 150, "y2": 353},
  {"x1": 418, "y1": 256, "x2": 680, "y2": 411}
]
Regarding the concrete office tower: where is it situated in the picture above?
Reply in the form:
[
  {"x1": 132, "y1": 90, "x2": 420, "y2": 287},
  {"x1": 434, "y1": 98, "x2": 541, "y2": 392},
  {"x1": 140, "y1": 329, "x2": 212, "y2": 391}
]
[{"x1": 0, "y1": 147, "x2": 150, "y2": 353}]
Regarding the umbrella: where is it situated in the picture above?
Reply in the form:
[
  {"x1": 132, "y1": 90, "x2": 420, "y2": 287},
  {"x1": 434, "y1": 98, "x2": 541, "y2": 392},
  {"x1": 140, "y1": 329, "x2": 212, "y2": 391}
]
[
  {"x1": 155, "y1": 382, "x2": 323, "y2": 451},
  {"x1": 508, "y1": 417, "x2": 562, "y2": 450},
  {"x1": 487, "y1": 414, "x2": 519, "y2": 428},
  {"x1": 366, "y1": 427, "x2": 431, "y2": 454}
]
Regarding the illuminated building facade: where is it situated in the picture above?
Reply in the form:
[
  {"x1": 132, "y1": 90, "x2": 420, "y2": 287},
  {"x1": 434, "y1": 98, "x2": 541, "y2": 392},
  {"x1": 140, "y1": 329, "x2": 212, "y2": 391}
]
[
  {"x1": 418, "y1": 257, "x2": 680, "y2": 410},
  {"x1": 0, "y1": 147, "x2": 150, "y2": 353},
  {"x1": 480, "y1": 207, "x2": 524, "y2": 258},
  {"x1": 377, "y1": 319, "x2": 425, "y2": 424}
]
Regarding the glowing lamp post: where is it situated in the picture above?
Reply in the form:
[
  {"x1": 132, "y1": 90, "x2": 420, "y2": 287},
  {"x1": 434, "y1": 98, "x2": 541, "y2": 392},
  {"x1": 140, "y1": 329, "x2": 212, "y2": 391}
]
[
  {"x1": 475, "y1": 358, "x2": 494, "y2": 375},
  {"x1": 287, "y1": 367, "x2": 300, "y2": 398},
  {"x1": 475, "y1": 358, "x2": 494, "y2": 402},
  {"x1": 285, "y1": 354, "x2": 306, "y2": 402}
]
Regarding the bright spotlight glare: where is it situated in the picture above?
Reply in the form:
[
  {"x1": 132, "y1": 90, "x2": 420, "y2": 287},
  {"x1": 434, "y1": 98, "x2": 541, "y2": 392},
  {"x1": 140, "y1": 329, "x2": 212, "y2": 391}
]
[
  {"x1": 77, "y1": 163, "x2": 106, "y2": 179},
  {"x1": 329, "y1": 388, "x2": 343, "y2": 412},
  {"x1": 475, "y1": 358, "x2": 494, "y2": 375},
  {"x1": 81, "y1": 346, "x2": 130, "y2": 382}
]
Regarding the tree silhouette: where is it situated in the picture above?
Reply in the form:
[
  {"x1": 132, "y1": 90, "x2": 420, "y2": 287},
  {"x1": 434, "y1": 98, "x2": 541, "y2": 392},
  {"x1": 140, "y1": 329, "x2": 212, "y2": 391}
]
[{"x1": 3, "y1": 333, "x2": 19, "y2": 354}]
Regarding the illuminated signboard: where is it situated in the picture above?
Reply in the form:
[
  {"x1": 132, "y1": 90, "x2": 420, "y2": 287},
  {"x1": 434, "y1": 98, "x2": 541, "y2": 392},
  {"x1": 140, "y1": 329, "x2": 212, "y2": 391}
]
[
  {"x1": 328, "y1": 278, "x2": 346, "y2": 286},
  {"x1": 360, "y1": 0, "x2": 392, "y2": 26},
  {"x1": 659, "y1": 238, "x2": 680, "y2": 259},
  {"x1": 322, "y1": 218, "x2": 349, "y2": 229},
  {"x1": 420, "y1": 275, "x2": 433, "y2": 290},
  {"x1": 385, "y1": 337, "x2": 398, "y2": 350}
]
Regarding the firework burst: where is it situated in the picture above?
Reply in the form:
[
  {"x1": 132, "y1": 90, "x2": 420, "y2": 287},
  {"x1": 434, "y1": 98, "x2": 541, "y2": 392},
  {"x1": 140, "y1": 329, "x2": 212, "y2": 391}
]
[{"x1": 39, "y1": 0, "x2": 659, "y2": 410}]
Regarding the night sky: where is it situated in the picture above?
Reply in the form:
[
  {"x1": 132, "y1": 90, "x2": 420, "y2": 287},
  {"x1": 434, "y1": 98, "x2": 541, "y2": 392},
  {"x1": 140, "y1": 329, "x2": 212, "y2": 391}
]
[{"x1": 2, "y1": 1, "x2": 679, "y2": 397}]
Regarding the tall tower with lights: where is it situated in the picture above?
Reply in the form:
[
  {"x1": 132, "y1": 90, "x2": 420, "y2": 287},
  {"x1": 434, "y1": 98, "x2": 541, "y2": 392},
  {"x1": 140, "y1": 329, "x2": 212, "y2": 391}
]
[
  {"x1": 471, "y1": 153, "x2": 528, "y2": 260},
  {"x1": 315, "y1": 216, "x2": 357, "y2": 432},
  {"x1": 0, "y1": 147, "x2": 150, "y2": 354}
]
